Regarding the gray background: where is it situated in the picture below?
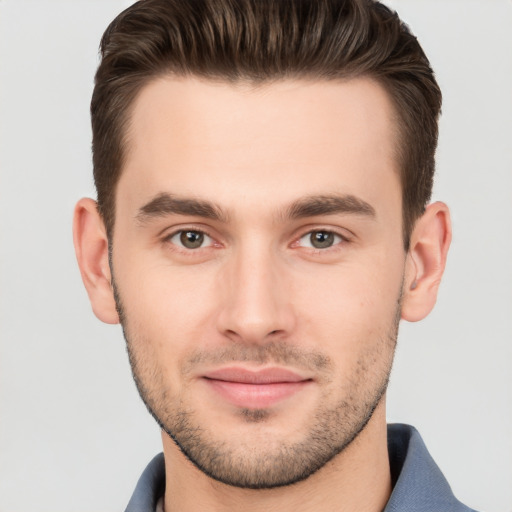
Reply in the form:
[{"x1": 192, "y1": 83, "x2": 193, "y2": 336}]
[{"x1": 1, "y1": 1, "x2": 511, "y2": 511}]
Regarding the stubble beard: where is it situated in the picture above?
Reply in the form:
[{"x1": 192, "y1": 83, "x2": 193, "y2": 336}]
[{"x1": 113, "y1": 278, "x2": 400, "y2": 489}]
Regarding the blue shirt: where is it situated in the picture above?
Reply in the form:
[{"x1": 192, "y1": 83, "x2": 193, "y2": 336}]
[{"x1": 125, "y1": 424, "x2": 478, "y2": 512}]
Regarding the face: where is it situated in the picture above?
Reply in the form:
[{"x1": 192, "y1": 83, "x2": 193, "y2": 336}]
[{"x1": 111, "y1": 77, "x2": 405, "y2": 488}]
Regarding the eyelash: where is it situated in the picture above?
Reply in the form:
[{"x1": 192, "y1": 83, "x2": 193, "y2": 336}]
[{"x1": 161, "y1": 227, "x2": 351, "y2": 254}]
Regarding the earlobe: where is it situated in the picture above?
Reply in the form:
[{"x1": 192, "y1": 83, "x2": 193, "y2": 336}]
[
  {"x1": 73, "y1": 198, "x2": 120, "y2": 324},
  {"x1": 401, "y1": 202, "x2": 452, "y2": 322}
]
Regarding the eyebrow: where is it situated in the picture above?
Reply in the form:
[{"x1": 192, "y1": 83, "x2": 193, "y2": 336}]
[
  {"x1": 136, "y1": 193, "x2": 228, "y2": 223},
  {"x1": 135, "y1": 192, "x2": 376, "y2": 225},
  {"x1": 285, "y1": 194, "x2": 376, "y2": 220}
]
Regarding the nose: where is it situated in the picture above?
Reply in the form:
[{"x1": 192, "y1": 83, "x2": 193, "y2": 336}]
[{"x1": 216, "y1": 244, "x2": 296, "y2": 344}]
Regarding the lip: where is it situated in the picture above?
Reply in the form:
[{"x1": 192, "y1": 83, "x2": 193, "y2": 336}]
[{"x1": 202, "y1": 367, "x2": 312, "y2": 409}]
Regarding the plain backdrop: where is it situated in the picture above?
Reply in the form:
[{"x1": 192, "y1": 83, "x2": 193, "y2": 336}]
[{"x1": 1, "y1": 1, "x2": 511, "y2": 511}]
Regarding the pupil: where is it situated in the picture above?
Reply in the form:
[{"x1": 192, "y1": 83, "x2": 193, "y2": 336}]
[
  {"x1": 311, "y1": 231, "x2": 334, "y2": 249},
  {"x1": 180, "y1": 231, "x2": 204, "y2": 249}
]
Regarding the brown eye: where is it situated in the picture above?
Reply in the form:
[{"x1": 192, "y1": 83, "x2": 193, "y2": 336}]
[
  {"x1": 169, "y1": 230, "x2": 211, "y2": 249},
  {"x1": 180, "y1": 231, "x2": 204, "y2": 249},
  {"x1": 298, "y1": 230, "x2": 342, "y2": 249},
  {"x1": 310, "y1": 231, "x2": 335, "y2": 248}
]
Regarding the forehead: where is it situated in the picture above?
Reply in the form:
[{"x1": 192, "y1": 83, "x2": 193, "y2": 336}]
[{"x1": 119, "y1": 76, "x2": 401, "y2": 218}]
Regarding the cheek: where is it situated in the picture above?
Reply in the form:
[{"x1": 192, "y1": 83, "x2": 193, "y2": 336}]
[
  {"x1": 115, "y1": 258, "x2": 221, "y2": 352},
  {"x1": 292, "y1": 254, "x2": 403, "y2": 355},
  {"x1": 115, "y1": 264, "x2": 222, "y2": 401}
]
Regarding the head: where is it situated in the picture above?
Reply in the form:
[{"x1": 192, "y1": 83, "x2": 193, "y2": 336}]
[{"x1": 74, "y1": 0, "x2": 450, "y2": 491}]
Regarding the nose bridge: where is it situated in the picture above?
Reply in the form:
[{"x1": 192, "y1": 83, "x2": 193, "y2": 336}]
[{"x1": 217, "y1": 236, "x2": 294, "y2": 343}]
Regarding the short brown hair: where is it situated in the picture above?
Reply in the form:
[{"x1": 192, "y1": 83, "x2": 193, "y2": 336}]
[{"x1": 91, "y1": 0, "x2": 441, "y2": 248}]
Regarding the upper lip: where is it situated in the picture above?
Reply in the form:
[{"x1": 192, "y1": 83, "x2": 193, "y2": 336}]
[{"x1": 203, "y1": 367, "x2": 310, "y2": 384}]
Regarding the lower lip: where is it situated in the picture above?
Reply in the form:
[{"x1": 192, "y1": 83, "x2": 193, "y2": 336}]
[{"x1": 204, "y1": 379, "x2": 311, "y2": 409}]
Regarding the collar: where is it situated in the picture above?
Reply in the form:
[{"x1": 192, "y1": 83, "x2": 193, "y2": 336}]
[{"x1": 384, "y1": 423, "x2": 477, "y2": 511}]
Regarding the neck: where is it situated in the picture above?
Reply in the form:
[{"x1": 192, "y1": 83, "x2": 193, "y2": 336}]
[{"x1": 162, "y1": 401, "x2": 391, "y2": 512}]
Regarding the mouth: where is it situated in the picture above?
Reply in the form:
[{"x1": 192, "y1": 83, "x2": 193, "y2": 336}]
[{"x1": 202, "y1": 367, "x2": 313, "y2": 409}]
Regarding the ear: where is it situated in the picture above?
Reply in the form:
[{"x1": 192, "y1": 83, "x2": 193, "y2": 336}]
[
  {"x1": 73, "y1": 198, "x2": 119, "y2": 324},
  {"x1": 401, "y1": 201, "x2": 452, "y2": 322}
]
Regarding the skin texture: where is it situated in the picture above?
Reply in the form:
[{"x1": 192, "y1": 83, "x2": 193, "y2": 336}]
[{"x1": 74, "y1": 77, "x2": 451, "y2": 512}]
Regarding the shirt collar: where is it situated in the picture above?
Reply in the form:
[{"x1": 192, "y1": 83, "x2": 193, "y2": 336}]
[{"x1": 385, "y1": 423, "x2": 476, "y2": 512}]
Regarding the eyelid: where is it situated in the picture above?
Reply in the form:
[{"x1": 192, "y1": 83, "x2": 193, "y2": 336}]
[{"x1": 157, "y1": 221, "x2": 214, "y2": 238}]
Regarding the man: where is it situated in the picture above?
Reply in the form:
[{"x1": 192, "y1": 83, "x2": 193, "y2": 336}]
[{"x1": 73, "y1": 0, "x2": 478, "y2": 510}]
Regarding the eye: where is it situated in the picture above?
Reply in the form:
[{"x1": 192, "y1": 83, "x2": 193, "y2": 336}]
[
  {"x1": 298, "y1": 230, "x2": 344, "y2": 249},
  {"x1": 168, "y1": 230, "x2": 213, "y2": 249}
]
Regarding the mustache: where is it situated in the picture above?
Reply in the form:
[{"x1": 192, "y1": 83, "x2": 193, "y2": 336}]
[{"x1": 183, "y1": 341, "x2": 334, "y2": 376}]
